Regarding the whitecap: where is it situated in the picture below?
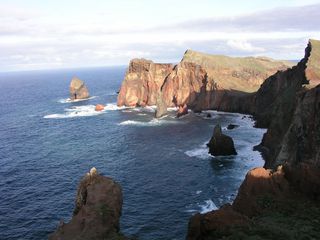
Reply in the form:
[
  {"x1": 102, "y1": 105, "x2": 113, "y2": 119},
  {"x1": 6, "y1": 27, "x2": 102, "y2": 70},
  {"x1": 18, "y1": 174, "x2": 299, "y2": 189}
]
[
  {"x1": 199, "y1": 200, "x2": 218, "y2": 214},
  {"x1": 44, "y1": 105, "x2": 104, "y2": 119},
  {"x1": 58, "y1": 96, "x2": 97, "y2": 103},
  {"x1": 185, "y1": 142, "x2": 210, "y2": 159},
  {"x1": 196, "y1": 190, "x2": 202, "y2": 195},
  {"x1": 118, "y1": 118, "x2": 180, "y2": 127},
  {"x1": 104, "y1": 103, "x2": 129, "y2": 111}
]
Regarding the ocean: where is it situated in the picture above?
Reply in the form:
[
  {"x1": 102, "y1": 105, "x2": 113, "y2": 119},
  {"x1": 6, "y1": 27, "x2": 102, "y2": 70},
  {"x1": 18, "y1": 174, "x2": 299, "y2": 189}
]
[{"x1": 0, "y1": 66, "x2": 266, "y2": 240}]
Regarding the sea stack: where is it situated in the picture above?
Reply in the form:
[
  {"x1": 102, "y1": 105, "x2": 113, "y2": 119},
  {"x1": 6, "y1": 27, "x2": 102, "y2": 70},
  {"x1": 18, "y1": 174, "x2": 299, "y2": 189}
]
[
  {"x1": 207, "y1": 124, "x2": 237, "y2": 156},
  {"x1": 155, "y1": 92, "x2": 167, "y2": 118},
  {"x1": 49, "y1": 168, "x2": 125, "y2": 240},
  {"x1": 70, "y1": 77, "x2": 90, "y2": 100}
]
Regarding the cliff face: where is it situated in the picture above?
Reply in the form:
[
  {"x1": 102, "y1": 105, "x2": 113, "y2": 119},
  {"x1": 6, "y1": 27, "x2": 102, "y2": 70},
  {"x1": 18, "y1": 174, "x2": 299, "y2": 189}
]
[
  {"x1": 186, "y1": 39, "x2": 320, "y2": 240},
  {"x1": 117, "y1": 52, "x2": 291, "y2": 112},
  {"x1": 255, "y1": 39, "x2": 320, "y2": 168},
  {"x1": 117, "y1": 59, "x2": 173, "y2": 106},
  {"x1": 49, "y1": 168, "x2": 126, "y2": 240}
]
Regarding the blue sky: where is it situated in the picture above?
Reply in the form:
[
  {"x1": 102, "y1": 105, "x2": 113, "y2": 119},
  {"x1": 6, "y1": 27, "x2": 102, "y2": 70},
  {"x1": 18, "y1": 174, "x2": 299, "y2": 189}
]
[{"x1": 1, "y1": 0, "x2": 320, "y2": 71}]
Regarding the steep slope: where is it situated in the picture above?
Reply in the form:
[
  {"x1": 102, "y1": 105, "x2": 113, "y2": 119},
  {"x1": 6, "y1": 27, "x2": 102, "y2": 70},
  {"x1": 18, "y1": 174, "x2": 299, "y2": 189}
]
[
  {"x1": 255, "y1": 39, "x2": 320, "y2": 168},
  {"x1": 117, "y1": 59, "x2": 173, "y2": 107}
]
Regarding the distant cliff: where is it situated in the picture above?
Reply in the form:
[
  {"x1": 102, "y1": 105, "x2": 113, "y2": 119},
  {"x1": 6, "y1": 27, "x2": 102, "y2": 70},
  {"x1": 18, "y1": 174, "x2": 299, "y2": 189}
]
[{"x1": 117, "y1": 51, "x2": 292, "y2": 112}]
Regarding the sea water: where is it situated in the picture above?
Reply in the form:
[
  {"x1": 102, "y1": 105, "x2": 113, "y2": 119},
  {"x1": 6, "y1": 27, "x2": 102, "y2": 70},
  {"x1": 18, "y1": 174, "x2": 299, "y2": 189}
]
[{"x1": 0, "y1": 66, "x2": 266, "y2": 240}]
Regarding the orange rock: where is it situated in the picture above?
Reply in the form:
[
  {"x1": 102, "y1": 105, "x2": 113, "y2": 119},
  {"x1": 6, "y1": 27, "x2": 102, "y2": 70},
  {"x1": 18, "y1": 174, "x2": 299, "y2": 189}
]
[
  {"x1": 95, "y1": 104, "x2": 105, "y2": 111},
  {"x1": 177, "y1": 104, "x2": 188, "y2": 118}
]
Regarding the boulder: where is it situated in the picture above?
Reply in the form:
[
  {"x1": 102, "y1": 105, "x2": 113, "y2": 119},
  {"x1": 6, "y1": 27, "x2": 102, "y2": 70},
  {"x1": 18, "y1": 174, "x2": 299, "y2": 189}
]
[
  {"x1": 49, "y1": 168, "x2": 125, "y2": 240},
  {"x1": 207, "y1": 124, "x2": 237, "y2": 156},
  {"x1": 176, "y1": 104, "x2": 188, "y2": 118},
  {"x1": 155, "y1": 92, "x2": 167, "y2": 118},
  {"x1": 227, "y1": 124, "x2": 239, "y2": 130},
  {"x1": 70, "y1": 77, "x2": 90, "y2": 100},
  {"x1": 95, "y1": 104, "x2": 105, "y2": 111}
]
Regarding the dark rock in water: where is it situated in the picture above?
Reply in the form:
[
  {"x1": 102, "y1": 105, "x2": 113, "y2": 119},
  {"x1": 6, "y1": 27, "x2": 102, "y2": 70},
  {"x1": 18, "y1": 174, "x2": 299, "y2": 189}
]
[
  {"x1": 155, "y1": 92, "x2": 167, "y2": 118},
  {"x1": 206, "y1": 113, "x2": 212, "y2": 118},
  {"x1": 49, "y1": 168, "x2": 126, "y2": 240},
  {"x1": 227, "y1": 124, "x2": 239, "y2": 130},
  {"x1": 207, "y1": 125, "x2": 237, "y2": 156},
  {"x1": 70, "y1": 77, "x2": 90, "y2": 100},
  {"x1": 176, "y1": 104, "x2": 188, "y2": 118}
]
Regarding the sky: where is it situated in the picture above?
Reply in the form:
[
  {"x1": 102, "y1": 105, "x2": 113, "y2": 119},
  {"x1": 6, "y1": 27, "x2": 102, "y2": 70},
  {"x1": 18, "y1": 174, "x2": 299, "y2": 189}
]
[{"x1": 1, "y1": 0, "x2": 320, "y2": 71}]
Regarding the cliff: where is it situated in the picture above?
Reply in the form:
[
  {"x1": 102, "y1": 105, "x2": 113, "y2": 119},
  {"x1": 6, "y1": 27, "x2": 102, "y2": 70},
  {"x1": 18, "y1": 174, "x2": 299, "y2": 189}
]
[
  {"x1": 117, "y1": 52, "x2": 292, "y2": 112},
  {"x1": 117, "y1": 59, "x2": 173, "y2": 107},
  {"x1": 254, "y1": 39, "x2": 320, "y2": 168},
  {"x1": 186, "y1": 39, "x2": 320, "y2": 240},
  {"x1": 49, "y1": 168, "x2": 127, "y2": 240}
]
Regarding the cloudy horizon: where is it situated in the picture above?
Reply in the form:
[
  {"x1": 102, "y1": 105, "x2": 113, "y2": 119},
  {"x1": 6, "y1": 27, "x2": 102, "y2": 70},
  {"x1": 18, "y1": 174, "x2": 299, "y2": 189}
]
[{"x1": 1, "y1": 0, "x2": 320, "y2": 72}]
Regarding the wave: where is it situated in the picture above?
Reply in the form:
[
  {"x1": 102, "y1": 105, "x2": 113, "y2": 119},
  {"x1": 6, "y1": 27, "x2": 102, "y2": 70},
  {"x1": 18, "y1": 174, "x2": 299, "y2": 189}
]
[
  {"x1": 199, "y1": 199, "x2": 218, "y2": 214},
  {"x1": 44, "y1": 105, "x2": 104, "y2": 119},
  {"x1": 185, "y1": 142, "x2": 210, "y2": 159},
  {"x1": 118, "y1": 118, "x2": 181, "y2": 127},
  {"x1": 104, "y1": 103, "x2": 129, "y2": 111},
  {"x1": 58, "y1": 96, "x2": 97, "y2": 103}
]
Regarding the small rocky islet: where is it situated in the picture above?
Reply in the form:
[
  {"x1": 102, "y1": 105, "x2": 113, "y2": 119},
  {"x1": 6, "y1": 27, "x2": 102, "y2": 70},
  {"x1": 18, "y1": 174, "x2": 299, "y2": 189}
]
[{"x1": 51, "y1": 39, "x2": 320, "y2": 239}]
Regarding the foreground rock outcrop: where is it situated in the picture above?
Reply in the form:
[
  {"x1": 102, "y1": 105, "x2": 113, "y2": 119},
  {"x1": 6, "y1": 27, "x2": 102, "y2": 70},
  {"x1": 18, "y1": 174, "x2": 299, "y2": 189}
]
[
  {"x1": 207, "y1": 125, "x2": 237, "y2": 156},
  {"x1": 70, "y1": 77, "x2": 90, "y2": 100},
  {"x1": 49, "y1": 168, "x2": 126, "y2": 240},
  {"x1": 187, "y1": 166, "x2": 320, "y2": 240}
]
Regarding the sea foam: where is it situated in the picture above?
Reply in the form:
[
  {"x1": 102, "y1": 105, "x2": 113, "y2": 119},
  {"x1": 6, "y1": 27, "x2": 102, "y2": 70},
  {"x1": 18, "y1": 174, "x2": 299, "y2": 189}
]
[{"x1": 199, "y1": 199, "x2": 218, "y2": 213}]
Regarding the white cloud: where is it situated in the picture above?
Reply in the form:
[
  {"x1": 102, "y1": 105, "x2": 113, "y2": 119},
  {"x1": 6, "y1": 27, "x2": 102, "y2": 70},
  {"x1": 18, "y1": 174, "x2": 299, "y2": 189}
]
[{"x1": 226, "y1": 39, "x2": 265, "y2": 52}]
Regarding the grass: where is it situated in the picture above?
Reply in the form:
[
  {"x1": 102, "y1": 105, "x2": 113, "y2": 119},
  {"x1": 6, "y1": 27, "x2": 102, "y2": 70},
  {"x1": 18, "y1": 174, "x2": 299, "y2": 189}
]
[{"x1": 208, "y1": 196, "x2": 320, "y2": 240}]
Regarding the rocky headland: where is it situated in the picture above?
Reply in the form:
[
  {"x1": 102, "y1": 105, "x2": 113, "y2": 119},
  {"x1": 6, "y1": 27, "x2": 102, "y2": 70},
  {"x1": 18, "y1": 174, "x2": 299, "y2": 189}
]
[
  {"x1": 49, "y1": 168, "x2": 127, "y2": 240},
  {"x1": 186, "y1": 39, "x2": 320, "y2": 239},
  {"x1": 70, "y1": 77, "x2": 90, "y2": 100},
  {"x1": 117, "y1": 50, "x2": 292, "y2": 114}
]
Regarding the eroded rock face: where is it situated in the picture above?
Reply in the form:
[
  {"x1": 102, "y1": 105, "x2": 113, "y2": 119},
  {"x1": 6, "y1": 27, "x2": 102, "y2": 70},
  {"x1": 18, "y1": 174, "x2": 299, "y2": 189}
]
[
  {"x1": 207, "y1": 125, "x2": 237, "y2": 156},
  {"x1": 117, "y1": 52, "x2": 291, "y2": 113},
  {"x1": 117, "y1": 59, "x2": 173, "y2": 107},
  {"x1": 70, "y1": 77, "x2": 90, "y2": 100},
  {"x1": 187, "y1": 204, "x2": 248, "y2": 240},
  {"x1": 255, "y1": 39, "x2": 320, "y2": 168},
  {"x1": 155, "y1": 92, "x2": 167, "y2": 118},
  {"x1": 161, "y1": 62, "x2": 208, "y2": 107},
  {"x1": 49, "y1": 168, "x2": 125, "y2": 240}
]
